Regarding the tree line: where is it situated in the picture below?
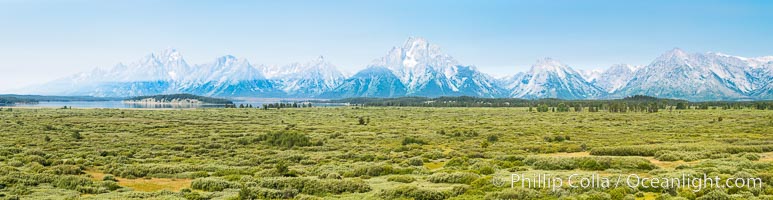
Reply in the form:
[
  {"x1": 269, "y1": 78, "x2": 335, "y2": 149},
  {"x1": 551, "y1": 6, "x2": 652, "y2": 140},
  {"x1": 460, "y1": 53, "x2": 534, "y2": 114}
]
[
  {"x1": 328, "y1": 95, "x2": 773, "y2": 111},
  {"x1": 225, "y1": 102, "x2": 313, "y2": 109},
  {"x1": 125, "y1": 93, "x2": 233, "y2": 104},
  {"x1": 0, "y1": 96, "x2": 39, "y2": 105}
]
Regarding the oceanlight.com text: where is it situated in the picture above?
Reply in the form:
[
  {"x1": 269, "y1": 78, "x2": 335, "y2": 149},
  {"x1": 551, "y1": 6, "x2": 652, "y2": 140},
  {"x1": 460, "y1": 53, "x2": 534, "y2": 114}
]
[{"x1": 494, "y1": 173, "x2": 763, "y2": 192}]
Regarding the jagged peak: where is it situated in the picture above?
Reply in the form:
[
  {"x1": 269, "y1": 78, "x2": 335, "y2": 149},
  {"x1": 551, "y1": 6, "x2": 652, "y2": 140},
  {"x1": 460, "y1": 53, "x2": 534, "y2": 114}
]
[
  {"x1": 530, "y1": 57, "x2": 569, "y2": 73},
  {"x1": 372, "y1": 37, "x2": 459, "y2": 82},
  {"x1": 214, "y1": 55, "x2": 245, "y2": 65},
  {"x1": 308, "y1": 55, "x2": 331, "y2": 66},
  {"x1": 666, "y1": 47, "x2": 687, "y2": 55},
  {"x1": 217, "y1": 54, "x2": 237, "y2": 60},
  {"x1": 155, "y1": 48, "x2": 183, "y2": 61},
  {"x1": 403, "y1": 36, "x2": 430, "y2": 50},
  {"x1": 535, "y1": 57, "x2": 562, "y2": 65},
  {"x1": 655, "y1": 48, "x2": 690, "y2": 62},
  {"x1": 142, "y1": 48, "x2": 185, "y2": 65},
  {"x1": 755, "y1": 56, "x2": 773, "y2": 63},
  {"x1": 705, "y1": 51, "x2": 753, "y2": 62},
  {"x1": 608, "y1": 64, "x2": 635, "y2": 72}
]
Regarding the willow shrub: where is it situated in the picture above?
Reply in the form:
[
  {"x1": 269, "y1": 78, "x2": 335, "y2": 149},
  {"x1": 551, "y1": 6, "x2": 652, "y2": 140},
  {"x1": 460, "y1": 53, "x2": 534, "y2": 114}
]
[
  {"x1": 191, "y1": 177, "x2": 240, "y2": 192},
  {"x1": 105, "y1": 163, "x2": 201, "y2": 178},
  {"x1": 380, "y1": 185, "x2": 451, "y2": 200},
  {"x1": 247, "y1": 177, "x2": 371, "y2": 195},
  {"x1": 239, "y1": 187, "x2": 297, "y2": 199},
  {"x1": 426, "y1": 172, "x2": 479, "y2": 184},
  {"x1": 258, "y1": 132, "x2": 312, "y2": 148},
  {"x1": 386, "y1": 175, "x2": 416, "y2": 183},
  {"x1": 346, "y1": 163, "x2": 414, "y2": 177},
  {"x1": 524, "y1": 156, "x2": 656, "y2": 171},
  {"x1": 47, "y1": 165, "x2": 83, "y2": 175},
  {"x1": 52, "y1": 175, "x2": 92, "y2": 190},
  {"x1": 483, "y1": 187, "x2": 541, "y2": 200}
]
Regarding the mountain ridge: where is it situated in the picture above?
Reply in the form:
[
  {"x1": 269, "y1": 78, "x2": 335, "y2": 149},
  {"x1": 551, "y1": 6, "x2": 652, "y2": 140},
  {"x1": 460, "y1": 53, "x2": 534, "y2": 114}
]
[{"x1": 18, "y1": 38, "x2": 773, "y2": 101}]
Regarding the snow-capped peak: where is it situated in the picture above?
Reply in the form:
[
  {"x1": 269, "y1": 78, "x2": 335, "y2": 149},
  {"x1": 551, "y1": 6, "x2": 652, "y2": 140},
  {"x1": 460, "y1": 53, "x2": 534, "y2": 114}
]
[
  {"x1": 370, "y1": 37, "x2": 461, "y2": 91},
  {"x1": 308, "y1": 55, "x2": 329, "y2": 67},
  {"x1": 195, "y1": 55, "x2": 264, "y2": 83},
  {"x1": 593, "y1": 64, "x2": 636, "y2": 93},
  {"x1": 655, "y1": 48, "x2": 690, "y2": 62},
  {"x1": 214, "y1": 55, "x2": 240, "y2": 65},
  {"x1": 506, "y1": 58, "x2": 604, "y2": 99},
  {"x1": 375, "y1": 37, "x2": 458, "y2": 70},
  {"x1": 257, "y1": 56, "x2": 345, "y2": 96},
  {"x1": 755, "y1": 56, "x2": 773, "y2": 63},
  {"x1": 162, "y1": 48, "x2": 183, "y2": 62},
  {"x1": 707, "y1": 52, "x2": 748, "y2": 61},
  {"x1": 262, "y1": 56, "x2": 342, "y2": 79},
  {"x1": 529, "y1": 58, "x2": 576, "y2": 78},
  {"x1": 578, "y1": 68, "x2": 603, "y2": 82},
  {"x1": 146, "y1": 48, "x2": 184, "y2": 63},
  {"x1": 401, "y1": 37, "x2": 436, "y2": 68}
]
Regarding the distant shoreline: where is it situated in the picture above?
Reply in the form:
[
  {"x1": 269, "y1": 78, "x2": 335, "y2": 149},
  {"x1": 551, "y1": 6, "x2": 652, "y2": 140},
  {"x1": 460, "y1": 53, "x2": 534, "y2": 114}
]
[{"x1": 122, "y1": 98, "x2": 211, "y2": 105}]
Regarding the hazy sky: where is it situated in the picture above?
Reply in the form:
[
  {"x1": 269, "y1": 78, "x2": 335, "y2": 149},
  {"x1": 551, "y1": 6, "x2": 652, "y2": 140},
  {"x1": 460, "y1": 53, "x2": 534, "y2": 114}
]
[{"x1": 1, "y1": 0, "x2": 773, "y2": 91}]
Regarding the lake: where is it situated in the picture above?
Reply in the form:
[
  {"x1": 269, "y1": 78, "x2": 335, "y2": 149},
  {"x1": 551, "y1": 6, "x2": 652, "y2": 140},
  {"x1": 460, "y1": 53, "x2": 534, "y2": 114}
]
[{"x1": 2, "y1": 101, "x2": 347, "y2": 109}]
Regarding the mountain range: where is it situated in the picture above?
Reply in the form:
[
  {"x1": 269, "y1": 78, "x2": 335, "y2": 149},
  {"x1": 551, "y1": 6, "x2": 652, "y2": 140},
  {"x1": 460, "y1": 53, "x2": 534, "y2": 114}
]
[{"x1": 22, "y1": 37, "x2": 773, "y2": 101}]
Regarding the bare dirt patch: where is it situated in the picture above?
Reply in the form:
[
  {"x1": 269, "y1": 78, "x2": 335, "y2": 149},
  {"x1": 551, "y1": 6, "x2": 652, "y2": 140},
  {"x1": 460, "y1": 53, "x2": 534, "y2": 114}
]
[
  {"x1": 85, "y1": 169, "x2": 192, "y2": 192},
  {"x1": 760, "y1": 152, "x2": 773, "y2": 162}
]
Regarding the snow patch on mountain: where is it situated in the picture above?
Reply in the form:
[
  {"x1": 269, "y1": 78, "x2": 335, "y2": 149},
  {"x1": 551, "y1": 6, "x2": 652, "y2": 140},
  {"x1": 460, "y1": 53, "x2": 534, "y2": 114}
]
[
  {"x1": 21, "y1": 41, "x2": 773, "y2": 101},
  {"x1": 578, "y1": 69, "x2": 602, "y2": 82},
  {"x1": 592, "y1": 64, "x2": 637, "y2": 93},
  {"x1": 505, "y1": 58, "x2": 605, "y2": 99},
  {"x1": 362, "y1": 37, "x2": 502, "y2": 97},
  {"x1": 613, "y1": 48, "x2": 762, "y2": 101},
  {"x1": 263, "y1": 56, "x2": 345, "y2": 97}
]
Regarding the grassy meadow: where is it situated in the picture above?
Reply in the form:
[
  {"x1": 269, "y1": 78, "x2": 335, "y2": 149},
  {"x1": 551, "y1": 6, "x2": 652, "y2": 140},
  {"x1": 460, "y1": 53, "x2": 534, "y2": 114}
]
[{"x1": 0, "y1": 107, "x2": 772, "y2": 199}]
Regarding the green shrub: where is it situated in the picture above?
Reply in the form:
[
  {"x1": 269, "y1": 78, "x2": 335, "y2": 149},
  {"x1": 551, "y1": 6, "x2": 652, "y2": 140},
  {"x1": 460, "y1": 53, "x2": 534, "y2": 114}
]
[
  {"x1": 23, "y1": 155, "x2": 48, "y2": 166},
  {"x1": 407, "y1": 157, "x2": 424, "y2": 166},
  {"x1": 697, "y1": 189, "x2": 730, "y2": 200},
  {"x1": 105, "y1": 164, "x2": 201, "y2": 178},
  {"x1": 445, "y1": 157, "x2": 469, "y2": 168},
  {"x1": 259, "y1": 132, "x2": 312, "y2": 148},
  {"x1": 387, "y1": 175, "x2": 415, "y2": 183},
  {"x1": 191, "y1": 178, "x2": 239, "y2": 192},
  {"x1": 239, "y1": 187, "x2": 296, "y2": 199},
  {"x1": 451, "y1": 185, "x2": 469, "y2": 196},
  {"x1": 102, "y1": 174, "x2": 117, "y2": 182},
  {"x1": 472, "y1": 162, "x2": 497, "y2": 175},
  {"x1": 523, "y1": 156, "x2": 656, "y2": 170},
  {"x1": 591, "y1": 145, "x2": 773, "y2": 157},
  {"x1": 655, "y1": 151, "x2": 682, "y2": 161},
  {"x1": 654, "y1": 151, "x2": 709, "y2": 161},
  {"x1": 76, "y1": 185, "x2": 108, "y2": 194},
  {"x1": 53, "y1": 175, "x2": 92, "y2": 190},
  {"x1": 318, "y1": 173, "x2": 342, "y2": 179},
  {"x1": 48, "y1": 165, "x2": 83, "y2": 175},
  {"x1": 98, "y1": 180, "x2": 121, "y2": 191},
  {"x1": 483, "y1": 187, "x2": 541, "y2": 200},
  {"x1": 349, "y1": 164, "x2": 412, "y2": 177},
  {"x1": 582, "y1": 190, "x2": 612, "y2": 200},
  {"x1": 402, "y1": 137, "x2": 427, "y2": 145},
  {"x1": 427, "y1": 172, "x2": 479, "y2": 184},
  {"x1": 380, "y1": 185, "x2": 451, "y2": 200},
  {"x1": 252, "y1": 177, "x2": 371, "y2": 195},
  {"x1": 487, "y1": 135, "x2": 499, "y2": 142},
  {"x1": 70, "y1": 131, "x2": 83, "y2": 140},
  {"x1": 741, "y1": 153, "x2": 760, "y2": 161}
]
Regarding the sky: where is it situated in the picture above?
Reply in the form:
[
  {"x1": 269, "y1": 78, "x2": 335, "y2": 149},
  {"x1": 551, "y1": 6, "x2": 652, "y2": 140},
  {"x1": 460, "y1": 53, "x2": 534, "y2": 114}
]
[{"x1": 1, "y1": 0, "x2": 773, "y2": 91}]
